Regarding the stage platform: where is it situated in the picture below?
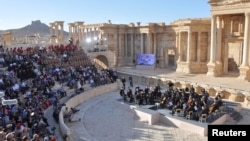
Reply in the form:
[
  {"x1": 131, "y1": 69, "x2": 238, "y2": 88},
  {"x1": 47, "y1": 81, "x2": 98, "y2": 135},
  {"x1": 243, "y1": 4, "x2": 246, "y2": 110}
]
[
  {"x1": 135, "y1": 65, "x2": 155, "y2": 71},
  {"x1": 115, "y1": 98, "x2": 229, "y2": 136}
]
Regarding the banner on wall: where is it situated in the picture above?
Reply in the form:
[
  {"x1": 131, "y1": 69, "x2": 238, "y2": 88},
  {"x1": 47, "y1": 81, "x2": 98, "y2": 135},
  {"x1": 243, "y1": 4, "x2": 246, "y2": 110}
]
[{"x1": 136, "y1": 53, "x2": 156, "y2": 66}]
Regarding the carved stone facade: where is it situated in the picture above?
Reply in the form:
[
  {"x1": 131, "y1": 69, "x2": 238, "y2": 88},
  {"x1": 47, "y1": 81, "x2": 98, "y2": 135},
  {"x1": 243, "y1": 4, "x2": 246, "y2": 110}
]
[
  {"x1": 62, "y1": 0, "x2": 250, "y2": 106},
  {"x1": 49, "y1": 21, "x2": 64, "y2": 44},
  {"x1": 69, "y1": 20, "x2": 211, "y2": 70},
  {"x1": 0, "y1": 31, "x2": 13, "y2": 46},
  {"x1": 207, "y1": 0, "x2": 250, "y2": 80},
  {"x1": 68, "y1": 21, "x2": 84, "y2": 45}
]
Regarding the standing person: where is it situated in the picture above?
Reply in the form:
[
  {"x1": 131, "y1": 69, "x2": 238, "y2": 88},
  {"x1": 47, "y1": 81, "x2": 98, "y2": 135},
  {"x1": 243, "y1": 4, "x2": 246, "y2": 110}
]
[
  {"x1": 129, "y1": 76, "x2": 133, "y2": 87},
  {"x1": 121, "y1": 77, "x2": 126, "y2": 88}
]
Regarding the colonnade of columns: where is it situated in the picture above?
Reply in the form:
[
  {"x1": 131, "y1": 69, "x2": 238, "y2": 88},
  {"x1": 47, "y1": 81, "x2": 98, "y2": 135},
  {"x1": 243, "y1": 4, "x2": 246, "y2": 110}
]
[
  {"x1": 49, "y1": 21, "x2": 64, "y2": 44},
  {"x1": 207, "y1": 13, "x2": 250, "y2": 80},
  {"x1": 68, "y1": 22, "x2": 84, "y2": 45},
  {"x1": 178, "y1": 31, "x2": 209, "y2": 63},
  {"x1": 176, "y1": 29, "x2": 209, "y2": 73},
  {"x1": 238, "y1": 12, "x2": 250, "y2": 80},
  {"x1": 117, "y1": 32, "x2": 158, "y2": 63}
]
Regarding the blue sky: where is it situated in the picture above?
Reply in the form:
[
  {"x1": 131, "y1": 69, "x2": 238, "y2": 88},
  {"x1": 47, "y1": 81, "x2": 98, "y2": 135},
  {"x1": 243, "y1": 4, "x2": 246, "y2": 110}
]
[{"x1": 0, "y1": 0, "x2": 211, "y2": 31}]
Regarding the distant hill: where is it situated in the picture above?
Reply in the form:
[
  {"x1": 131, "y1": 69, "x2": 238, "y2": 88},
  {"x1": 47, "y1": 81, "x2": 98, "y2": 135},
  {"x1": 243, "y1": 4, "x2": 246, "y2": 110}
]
[{"x1": 0, "y1": 20, "x2": 68, "y2": 39}]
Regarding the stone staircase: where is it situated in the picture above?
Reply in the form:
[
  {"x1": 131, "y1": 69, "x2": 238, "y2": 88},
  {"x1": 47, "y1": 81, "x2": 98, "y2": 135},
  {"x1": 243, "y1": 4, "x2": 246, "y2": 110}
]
[
  {"x1": 230, "y1": 111, "x2": 243, "y2": 122},
  {"x1": 222, "y1": 104, "x2": 244, "y2": 124}
]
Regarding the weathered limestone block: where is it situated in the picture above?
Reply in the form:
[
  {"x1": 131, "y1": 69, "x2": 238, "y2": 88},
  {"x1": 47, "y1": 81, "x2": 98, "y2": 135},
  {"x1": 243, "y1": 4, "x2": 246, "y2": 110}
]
[
  {"x1": 208, "y1": 88, "x2": 216, "y2": 96},
  {"x1": 220, "y1": 90, "x2": 231, "y2": 99},
  {"x1": 229, "y1": 92, "x2": 244, "y2": 102},
  {"x1": 206, "y1": 62, "x2": 223, "y2": 76},
  {"x1": 244, "y1": 96, "x2": 250, "y2": 107},
  {"x1": 238, "y1": 66, "x2": 250, "y2": 81},
  {"x1": 195, "y1": 86, "x2": 202, "y2": 94}
]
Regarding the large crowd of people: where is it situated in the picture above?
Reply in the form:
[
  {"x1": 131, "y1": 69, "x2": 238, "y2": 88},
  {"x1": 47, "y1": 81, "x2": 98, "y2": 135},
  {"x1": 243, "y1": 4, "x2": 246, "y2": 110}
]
[
  {"x1": 0, "y1": 43, "x2": 226, "y2": 140},
  {"x1": 0, "y1": 44, "x2": 117, "y2": 141}
]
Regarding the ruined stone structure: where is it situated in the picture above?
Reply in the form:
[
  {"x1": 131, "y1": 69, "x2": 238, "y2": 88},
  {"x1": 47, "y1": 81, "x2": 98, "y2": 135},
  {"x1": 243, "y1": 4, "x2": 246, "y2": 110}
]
[
  {"x1": 208, "y1": 0, "x2": 250, "y2": 81},
  {"x1": 68, "y1": 21, "x2": 84, "y2": 46},
  {"x1": 0, "y1": 31, "x2": 13, "y2": 46},
  {"x1": 49, "y1": 21, "x2": 64, "y2": 44},
  {"x1": 66, "y1": 0, "x2": 250, "y2": 79},
  {"x1": 61, "y1": 0, "x2": 250, "y2": 106},
  {"x1": 68, "y1": 20, "x2": 211, "y2": 71}
]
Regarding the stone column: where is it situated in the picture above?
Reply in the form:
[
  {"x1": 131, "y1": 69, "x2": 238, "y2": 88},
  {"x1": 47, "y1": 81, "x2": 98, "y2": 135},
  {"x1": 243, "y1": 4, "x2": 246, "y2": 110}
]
[
  {"x1": 119, "y1": 33, "x2": 122, "y2": 57},
  {"x1": 141, "y1": 33, "x2": 144, "y2": 53},
  {"x1": 50, "y1": 23, "x2": 54, "y2": 36},
  {"x1": 131, "y1": 33, "x2": 134, "y2": 59},
  {"x1": 55, "y1": 25, "x2": 58, "y2": 43},
  {"x1": 122, "y1": 33, "x2": 125, "y2": 57},
  {"x1": 81, "y1": 22, "x2": 84, "y2": 45},
  {"x1": 177, "y1": 32, "x2": 182, "y2": 62},
  {"x1": 216, "y1": 16, "x2": 222, "y2": 63},
  {"x1": 209, "y1": 15, "x2": 217, "y2": 64},
  {"x1": 223, "y1": 39, "x2": 229, "y2": 73},
  {"x1": 55, "y1": 25, "x2": 58, "y2": 37},
  {"x1": 153, "y1": 33, "x2": 157, "y2": 55},
  {"x1": 148, "y1": 33, "x2": 152, "y2": 53},
  {"x1": 238, "y1": 12, "x2": 250, "y2": 80},
  {"x1": 230, "y1": 19, "x2": 233, "y2": 34},
  {"x1": 186, "y1": 30, "x2": 192, "y2": 63},
  {"x1": 197, "y1": 32, "x2": 201, "y2": 62},
  {"x1": 207, "y1": 15, "x2": 222, "y2": 76},
  {"x1": 61, "y1": 24, "x2": 64, "y2": 42},
  {"x1": 215, "y1": 16, "x2": 223, "y2": 75},
  {"x1": 73, "y1": 26, "x2": 76, "y2": 39},
  {"x1": 68, "y1": 25, "x2": 71, "y2": 38},
  {"x1": 79, "y1": 27, "x2": 83, "y2": 45},
  {"x1": 183, "y1": 30, "x2": 192, "y2": 73},
  {"x1": 241, "y1": 13, "x2": 250, "y2": 67},
  {"x1": 125, "y1": 33, "x2": 127, "y2": 57}
]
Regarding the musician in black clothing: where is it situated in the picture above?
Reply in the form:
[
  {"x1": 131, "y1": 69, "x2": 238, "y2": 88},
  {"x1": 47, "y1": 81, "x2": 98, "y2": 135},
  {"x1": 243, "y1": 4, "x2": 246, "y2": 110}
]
[
  {"x1": 127, "y1": 87, "x2": 134, "y2": 103},
  {"x1": 128, "y1": 76, "x2": 133, "y2": 87},
  {"x1": 121, "y1": 77, "x2": 126, "y2": 88},
  {"x1": 136, "y1": 90, "x2": 144, "y2": 106},
  {"x1": 200, "y1": 105, "x2": 209, "y2": 116},
  {"x1": 119, "y1": 87, "x2": 126, "y2": 102}
]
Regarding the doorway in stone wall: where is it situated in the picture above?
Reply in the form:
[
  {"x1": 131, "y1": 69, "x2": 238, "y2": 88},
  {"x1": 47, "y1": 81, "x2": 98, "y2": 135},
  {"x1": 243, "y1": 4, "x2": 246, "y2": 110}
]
[
  {"x1": 227, "y1": 41, "x2": 242, "y2": 74},
  {"x1": 167, "y1": 48, "x2": 176, "y2": 68}
]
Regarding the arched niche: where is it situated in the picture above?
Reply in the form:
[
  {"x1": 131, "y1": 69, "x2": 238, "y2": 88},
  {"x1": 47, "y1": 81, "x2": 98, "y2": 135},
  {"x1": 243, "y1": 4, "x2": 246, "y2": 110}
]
[
  {"x1": 195, "y1": 85, "x2": 203, "y2": 94},
  {"x1": 208, "y1": 88, "x2": 216, "y2": 97},
  {"x1": 220, "y1": 90, "x2": 231, "y2": 99},
  {"x1": 174, "y1": 82, "x2": 182, "y2": 88},
  {"x1": 235, "y1": 92, "x2": 245, "y2": 102},
  {"x1": 183, "y1": 83, "x2": 191, "y2": 92}
]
